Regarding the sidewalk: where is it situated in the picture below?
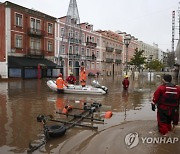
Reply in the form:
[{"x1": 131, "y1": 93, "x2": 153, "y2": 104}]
[{"x1": 60, "y1": 120, "x2": 180, "y2": 154}]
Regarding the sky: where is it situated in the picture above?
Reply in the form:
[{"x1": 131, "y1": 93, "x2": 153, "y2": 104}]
[{"x1": 2, "y1": 0, "x2": 180, "y2": 51}]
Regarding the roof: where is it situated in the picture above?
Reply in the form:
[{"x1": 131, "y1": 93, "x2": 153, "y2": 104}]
[
  {"x1": 8, "y1": 56, "x2": 58, "y2": 68},
  {"x1": 4, "y1": 1, "x2": 56, "y2": 21}
]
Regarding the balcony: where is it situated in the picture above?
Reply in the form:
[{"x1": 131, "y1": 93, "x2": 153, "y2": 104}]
[
  {"x1": 27, "y1": 49, "x2": 44, "y2": 57},
  {"x1": 69, "y1": 37, "x2": 81, "y2": 44},
  {"x1": 86, "y1": 41, "x2": 97, "y2": 48},
  {"x1": 27, "y1": 28, "x2": 44, "y2": 37},
  {"x1": 106, "y1": 47, "x2": 114, "y2": 52},
  {"x1": 68, "y1": 54, "x2": 81, "y2": 60},
  {"x1": 106, "y1": 58, "x2": 114, "y2": 63},
  {"x1": 115, "y1": 49, "x2": 122, "y2": 54},
  {"x1": 115, "y1": 59, "x2": 122, "y2": 64}
]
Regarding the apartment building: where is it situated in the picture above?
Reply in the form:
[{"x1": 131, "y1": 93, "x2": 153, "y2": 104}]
[
  {"x1": 55, "y1": 18, "x2": 101, "y2": 77},
  {"x1": 96, "y1": 30, "x2": 123, "y2": 76},
  {"x1": 0, "y1": 1, "x2": 57, "y2": 78},
  {"x1": 138, "y1": 41, "x2": 159, "y2": 62}
]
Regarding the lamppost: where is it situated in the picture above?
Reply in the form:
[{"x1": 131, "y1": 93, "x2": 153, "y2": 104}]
[{"x1": 124, "y1": 35, "x2": 131, "y2": 75}]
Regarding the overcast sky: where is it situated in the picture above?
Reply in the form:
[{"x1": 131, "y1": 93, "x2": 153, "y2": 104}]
[{"x1": 2, "y1": 0, "x2": 179, "y2": 51}]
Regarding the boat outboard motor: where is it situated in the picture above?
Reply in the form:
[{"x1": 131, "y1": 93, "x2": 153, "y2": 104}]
[{"x1": 91, "y1": 80, "x2": 108, "y2": 93}]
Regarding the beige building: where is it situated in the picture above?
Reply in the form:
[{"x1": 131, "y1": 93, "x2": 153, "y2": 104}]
[
  {"x1": 96, "y1": 30, "x2": 123, "y2": 76},
  {"x1": 138, "y1": 41, "x2": 159, "y2": 62}
]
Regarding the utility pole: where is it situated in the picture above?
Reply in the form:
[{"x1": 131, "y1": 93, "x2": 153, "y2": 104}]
[
  {"x1": 178, "y1": 2, "x2": 180, "y2": 40},
  {"x1": 172, "y1": 10, "x2": 175, "y2": 52}
]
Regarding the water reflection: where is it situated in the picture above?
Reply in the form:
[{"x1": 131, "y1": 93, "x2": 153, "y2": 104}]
[
  {"x1": 0, "y1": 75, "x2": 163, "y2": 153},
  {"x1": 121, "y1": 90, "x2": 129, "y2": 121}
]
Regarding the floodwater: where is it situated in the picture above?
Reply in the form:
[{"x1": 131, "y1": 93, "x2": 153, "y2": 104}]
[{"x1": 0, "y1": 75, "x2": 179, "y2": 154}]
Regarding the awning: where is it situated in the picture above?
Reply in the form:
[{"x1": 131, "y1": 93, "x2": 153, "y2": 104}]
[{"x1": 8, "y1": 56, "x2": 58, "y2": 68}]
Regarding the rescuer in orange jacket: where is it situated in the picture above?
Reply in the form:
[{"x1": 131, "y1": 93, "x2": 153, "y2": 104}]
[
  {"x1": 56, "y1": 73, "x2": 68, "y2": 94},
  {"x1": 152, "y1": 74, "x2": 180, "y2": 135},
  {"x1": 80, "y1": 66, "x2": 86, "y2": 87}
]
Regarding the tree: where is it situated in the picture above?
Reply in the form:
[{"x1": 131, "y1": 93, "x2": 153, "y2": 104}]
[
  {"x1": 129, "y1": 48, "x2": 146, "y2": 72},
  {"x1": 145, "y1": 59, "x2": 164, "y2": 71},
  {"x1": 167, "y1": 51, "x2": 175, "y2": 67}
]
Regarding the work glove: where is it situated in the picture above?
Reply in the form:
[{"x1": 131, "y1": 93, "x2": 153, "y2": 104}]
[{"x1": 151, "y1": 103, "x2": 156, "y2": 111}]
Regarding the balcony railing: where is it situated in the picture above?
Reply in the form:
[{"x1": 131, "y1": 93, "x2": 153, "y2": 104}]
[
  {"x1": 115, "y1": 49, "x2": 122, "y2": 54},
  {"x1": 27, "y1": 49, "x2": 44, "y2": 57},
  {"x1": 68, "y1": 54, "x2": 81, "y2": 60},
  {"x1": 27, "y1": 28, "x2": 44, "y2": 37},
  {"x1": 115, "y1": 59, "x2": 122, "y2": 64},
  {"x1": 106, "y1": 47, "x2": 114, "y2": 52},
  {"x1": 86, "y1": 41, "x2": 97, "y2": 48},
  {"x1": 69, "y1": 38, "x2": 81, "y2": 44},
  {"x1": 106, "y1": 58, "x2": 114, "y2": 63}
]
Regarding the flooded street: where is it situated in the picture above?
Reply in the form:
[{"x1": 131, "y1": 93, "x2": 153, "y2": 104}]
[{"x1": 0, "y1": 75, "x2": 179, "y2": 154}]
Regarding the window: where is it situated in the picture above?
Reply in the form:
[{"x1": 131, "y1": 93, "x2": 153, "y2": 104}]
[
  {"x1": 15, "y1": 13, "x2": 23, "y2": 27},
  {"x1": 96, "y1": 51, "x2": 99, "y2": 58},
  {"x1": 48, "y1": 23, "x2": 53, "y2": 34},
  {"x1": 61, "y1": 27, "x2": 64, "y2": 37},
  {"x1": 70, "y1": 30, "x2": 73, "y2": 38},
  {"x1": 30, "y1": 38, "x2": 41, "y2": 50},
  {"x1": 62, "y1": 45, "x2": 65, "y2": 54},
  {"x1": 75, "y1": 46, "x2": 79, "y2": 54},
  {"x1": 91, "y1": 37, "x2": 94, "y2": 43},
  {"x1": 15, "y1": 35, "x2": 23, "y2": 48},
  {"x1": 97, "y1": 38, "x2": 100, "y2": 46},
  {"x1": 81, "y1": 47, "x2": 85, "y2": 55},
  {"x1": 75, "y1": 31, "x2": 78, "y2": 39},
  {"x1": 30, "y1": 18, "x2": 41, "y2": 30},
  {"x1": 96, "y1": 63, "x2": 100, "y2": 69},
  {"x1": 69, "y1": 46, "x2": 73, "y2": 54},
  {"x1": 86, "y1": 62, "x2": 90, "y2": 69},
  {"x1": 82, "y1": 33, "x2": 85, "y2": 43},
  {"x1": 47, "y1": 41, "x2": 53, "y2": 52},
  {"x1": 86, "y1": 48, "x2": 90, "y2": 56},
  {"x1": 69, "y1": 60, "x2": 72, "y2": 67},
  {"x1": 59, "y1": 44, "x2": 65, "y2": 54}
]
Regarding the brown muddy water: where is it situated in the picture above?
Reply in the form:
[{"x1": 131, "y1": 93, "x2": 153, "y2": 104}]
[{"x1": 0, "y1": 75, "x2": 176, "y2": 154}]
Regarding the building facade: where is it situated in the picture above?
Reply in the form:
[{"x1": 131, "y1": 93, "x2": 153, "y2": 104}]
[
  {"x1": 0, "y1": 1, "x2": 57, "y2": 78},
  {"x1": 55, "y1": 18, "x2": 100, "y2": 77},
  {"x1": 138, "y1": 41, "x2": 159, "y2": 62},
  {"x1": 96, "y1": 30, "x2": 123, "y2": 76}
]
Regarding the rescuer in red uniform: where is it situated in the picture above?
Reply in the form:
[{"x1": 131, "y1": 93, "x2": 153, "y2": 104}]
[
  {"x1": 122, "y1": 75, "x2": 129, "y2": 90},
  {"x1": 66, "y1": 72, "x2": 76, "y2": 84},
  {"x1": 152, "y1": 74, "x2": 180, "y2": 135}
]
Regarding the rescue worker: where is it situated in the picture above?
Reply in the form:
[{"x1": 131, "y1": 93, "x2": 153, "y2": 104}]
[
  {"x1": 80, "y1": 66, "x2": 86, "y2": 87},
  {"x1": 152, "y1": 74, "x2": 180, "y2": 135},
  {"x1": 56, "y1": 73, "x2": 68, "y2": 94},
  {"x1": 122, "y1": 75, "x2": 129, "y2": 90},
  {"x1": 66, "y1": 72, "x2": 76, "y2": 84}
]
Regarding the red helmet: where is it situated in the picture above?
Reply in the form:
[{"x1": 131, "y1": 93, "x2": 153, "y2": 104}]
[{"x1": 58, "y1": 73, "x2": 62, "y2": 77}]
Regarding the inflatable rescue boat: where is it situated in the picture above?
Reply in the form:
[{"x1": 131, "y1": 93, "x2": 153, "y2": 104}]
[{"x1": 47, "y1": 80, "x2": 108, "y2": 95}]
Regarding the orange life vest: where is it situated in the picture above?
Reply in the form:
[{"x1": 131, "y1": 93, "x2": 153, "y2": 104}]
[
  {"x1": 80, "y1": 70, "x2": 86, "y2": 86},
  {"x1": 56, "y1": 77, "x2": 67, "y2": 89}
]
